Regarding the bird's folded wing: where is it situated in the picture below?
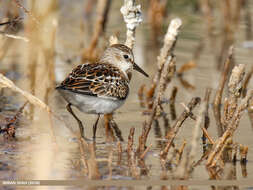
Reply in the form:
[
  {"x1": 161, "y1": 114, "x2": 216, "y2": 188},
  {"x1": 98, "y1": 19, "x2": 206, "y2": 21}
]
[{"x1": 56, "y1": 63, "x2": 129, "y2": 100}]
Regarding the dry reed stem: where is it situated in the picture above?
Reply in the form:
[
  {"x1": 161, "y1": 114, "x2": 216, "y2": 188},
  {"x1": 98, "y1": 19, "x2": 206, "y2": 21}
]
[
  {"x1": 169, "y1": 86, "x2": 178, "y2": 120},
  {"x1": 109, "y1": 119, "x2": 124, "y2": 142},
  {"x1": 241, "y1": 161, "x2": 247, "y2": 177},
  {"x1": 213, "y1": 46, "x2": 233, "y2": 137},
  {"x1": 239, "y1": 144, "x2": 248, "y2": 164},
  {"x1": 160, "y1": 97, "x2": 201, "y2": 160},
  {"x1": 153, "y1": 18, "x2": 182, "y2": 84},
  {"x1": 202, "y1": 127, "x2": 215, "y2": 145},
  {"x1": 121, "y1": 0, "x2": 142, "y2": 49},
  {"x1": 202, "y1": 88, "x2": 211, "y2": 153},
  {"x1": 87, "y1": 143, "x2": 101, "y2": 179},
  {"x1": 127, "y1": 127, "x2": 140, "y2": 178},
  {"x1": 140, "y1": 144, "x2": 152, "y2": 160},
  {"x1": 83, "y1": 0, "x2": 111, "y2": 60},
  {"x1": 207, "y1": 90, "x2": 253, "y2": 168},
  {"x1": 175, "y1": 140, "x2": 187, "y2": 165},
  {"x1": 127, "y1": 127, "x2": 135, "y2": 156},
  {"x1": 186, "y1": 102, "x2": 206, "y2": 176},
  {"x1": 117, "y1": 141, "x2": 122, "y2": 166},
  {"x1": 144, "y1": 56, "x2": 175, "y2": 147},
  {"x1": 248, "y1": 101, "x2": 253, "y2": 129},
  {"x1": 0, "y1": 74, "x2": 62, "y2": 145},
  {"x1": 137, "y1": 122, "x2": 148, "y2": 155},
  {"x1": 0, "y1": 101, "x2": 28, "y2": 138},
  {"x1": 232, "y1": 143, "x2": 238, "y2": 164},
  {"x1": 242, "y1": 66, "x2": 253, "y2": 98},
  {"x1": 223, "y1": 64, "x2": 245, "y2": 126},
  {"x1": 107, "y1": 147, "x2": 113, "y2": 179},
  {"x1": 138, "y1": 84, "x2": 146, "y2": 108}
]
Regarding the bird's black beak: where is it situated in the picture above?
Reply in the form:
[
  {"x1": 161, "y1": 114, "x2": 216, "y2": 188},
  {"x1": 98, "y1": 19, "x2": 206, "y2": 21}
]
[{"x1": 133, "y1": 62, "x2": 149, "y2": 77}]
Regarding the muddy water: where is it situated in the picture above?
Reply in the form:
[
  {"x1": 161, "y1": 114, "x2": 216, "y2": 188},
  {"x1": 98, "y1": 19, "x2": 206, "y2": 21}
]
[{"x1": 0, "y1": 0, "x2": 253, "y2": 190}]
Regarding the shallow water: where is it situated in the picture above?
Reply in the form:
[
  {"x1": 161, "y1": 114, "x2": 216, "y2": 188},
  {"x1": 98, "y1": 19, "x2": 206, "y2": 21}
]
[{"x1": 0, "y1": 0, "x2": 253, "y2": 190}]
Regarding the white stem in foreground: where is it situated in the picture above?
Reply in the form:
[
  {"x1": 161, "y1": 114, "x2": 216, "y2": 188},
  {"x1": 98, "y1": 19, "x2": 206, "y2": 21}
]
[{"x1": 120, "y1": 0, "x2": 142, "y2": 49}]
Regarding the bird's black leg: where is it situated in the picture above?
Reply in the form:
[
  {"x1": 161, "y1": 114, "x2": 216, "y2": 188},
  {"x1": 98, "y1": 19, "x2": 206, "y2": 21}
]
[
  {"x1": 93, "y1": 114, "x2": 100, "y2": 139},
  {"x1": 66, "y1": 103, "x2": 85, "y2": 138}
]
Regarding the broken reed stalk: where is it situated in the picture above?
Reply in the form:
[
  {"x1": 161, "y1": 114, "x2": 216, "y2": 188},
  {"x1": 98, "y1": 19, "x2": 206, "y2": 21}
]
[
  {"x1": 213, "y1": 46, "x2": 233, "y2": 137},
  {"x1": 127, "y1": 127, "x2": 140, "y2": 178},
  {"x1": 223, "y1": 64, "x2": 245, "y2": 128},
  {"x1": 207, "y1": 90, "x2": 253, "y2": 168},
  {"x1": 121, "y1": 0, "x2": 142, "y2": 49},
  {"x1": 153, "y1": 18, "x2": 182, "y2": 85},
  {"x1": 0, "y1": 73, "x2": 60, "y2": 144},
  {"x1": 0, "y1": 101, "x2": 28, "y2": 138},
  {"x1": 78, "y1": 138, "x2": 102, "y2": 179},
  {"x1": 160, "y1": 97, "x2": 201, "y2": 160},
  {"x1": 142, "y1": 18, "x2": 182, "y2": 147},
  {"x1": 241, "y1": 66, "x2": 253, "y2": 128},
  {"x1": 144, "y1": 56, "x2": 174, "y2": 147},
  {"x1": 186, "y1": 102, "x2": 207, "y2": 176}
]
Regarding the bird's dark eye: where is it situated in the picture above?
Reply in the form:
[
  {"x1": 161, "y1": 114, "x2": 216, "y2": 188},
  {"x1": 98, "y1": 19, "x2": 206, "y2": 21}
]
[{"x1": 123, "y1": 54, "x2": 129, "y2": 59}]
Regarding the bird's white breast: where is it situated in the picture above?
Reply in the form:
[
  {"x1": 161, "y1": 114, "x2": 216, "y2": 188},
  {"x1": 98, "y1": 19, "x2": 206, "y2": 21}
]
[{"x1": 58, "y1": 89, "x2": 125, "y2": 114}]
